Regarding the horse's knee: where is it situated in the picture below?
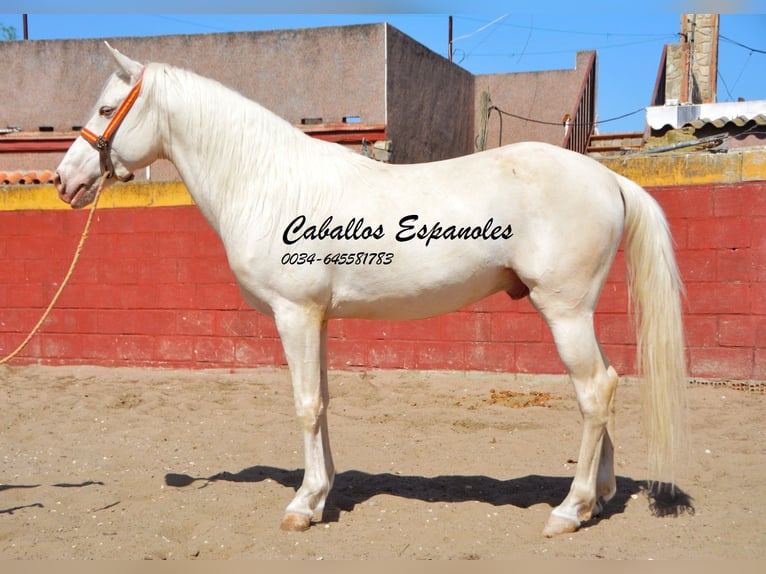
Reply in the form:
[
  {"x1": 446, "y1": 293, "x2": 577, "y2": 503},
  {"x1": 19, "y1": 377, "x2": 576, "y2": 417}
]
[
  {"x1": 294, "y1": 399, "x2": 326, "y2": 432},
  {"x1": 575, "y1": 365, "x2": 618, "y2": 421}
]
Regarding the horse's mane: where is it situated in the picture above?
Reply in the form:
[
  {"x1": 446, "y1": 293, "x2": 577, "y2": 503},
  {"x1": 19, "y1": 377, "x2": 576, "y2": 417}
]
[{"x1": 147, "y1": 62, "x2": 372, "y2": 230}]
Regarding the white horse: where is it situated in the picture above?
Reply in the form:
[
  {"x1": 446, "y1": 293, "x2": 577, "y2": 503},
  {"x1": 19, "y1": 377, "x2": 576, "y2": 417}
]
[{"x1": 55, "y1": 44, "x2": 686, "y2": 537}]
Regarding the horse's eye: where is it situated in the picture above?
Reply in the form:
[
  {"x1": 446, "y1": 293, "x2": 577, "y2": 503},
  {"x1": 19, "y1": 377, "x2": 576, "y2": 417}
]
[{"x1": 99, "y1": 106, "x2": 116, "y2": 118}]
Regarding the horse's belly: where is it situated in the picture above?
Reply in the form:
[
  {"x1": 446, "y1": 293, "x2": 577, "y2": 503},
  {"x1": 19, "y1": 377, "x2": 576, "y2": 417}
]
[{"x1": 326, "y1": 265, "x2": 519, "y2": 320}]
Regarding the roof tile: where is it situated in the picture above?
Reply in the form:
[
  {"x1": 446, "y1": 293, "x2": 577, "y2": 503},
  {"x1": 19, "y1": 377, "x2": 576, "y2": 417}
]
[{"x1": 0, "y1": 170, "x2": 56, "y2": 185}]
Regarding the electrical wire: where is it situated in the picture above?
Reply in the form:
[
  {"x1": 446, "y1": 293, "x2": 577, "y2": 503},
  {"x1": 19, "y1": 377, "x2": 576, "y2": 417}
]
[
  {"x1": 718, "y1": 70, "x2": 736, "y2": 101},
  {"x1": 454, "y1": 15, "x2": 676, "y2": 39},
  {"x1": 491, "y1": 105, "x2": 646, "y2": 128},
  {"x1": 716, "y1": 33, "x2": 764, "y2": 101},
  {"x1": 468, "y1": 36, "x2": 678, "y2": 59},
  {"x1": 720, "y1": 34, "x2": 766, "y2": 55},
  {"x1": 452, "y1": 14, "x2": 509, "y2": 43},
  {"x1": 458, "y1": 15, "x2": 510, "y2": 64}
]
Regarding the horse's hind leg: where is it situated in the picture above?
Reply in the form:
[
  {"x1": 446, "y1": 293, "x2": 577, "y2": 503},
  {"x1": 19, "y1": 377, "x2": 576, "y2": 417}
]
[
  {"x1": 532, "y1": 296, "x2": 619, "y2": 537},
  {"x1": 273, "y1": 303, "x2": 335, "y2": 531}
]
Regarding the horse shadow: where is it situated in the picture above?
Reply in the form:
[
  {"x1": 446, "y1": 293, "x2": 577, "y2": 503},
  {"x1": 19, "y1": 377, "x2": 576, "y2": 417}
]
[{"x1": 164, "y1": 466, "x2": 694, "y2": 527}]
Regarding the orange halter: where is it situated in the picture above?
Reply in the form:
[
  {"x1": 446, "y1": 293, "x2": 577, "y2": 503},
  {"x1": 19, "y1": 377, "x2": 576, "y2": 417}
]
[{"x1": 80, "y1": 69, "x2": 144, "y2": 181}]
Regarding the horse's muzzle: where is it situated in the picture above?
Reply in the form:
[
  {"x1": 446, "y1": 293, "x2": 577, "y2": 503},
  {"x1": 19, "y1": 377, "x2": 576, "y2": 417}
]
[{"x1": 54, "y1": 172, "x2": 92, "y2": 209}]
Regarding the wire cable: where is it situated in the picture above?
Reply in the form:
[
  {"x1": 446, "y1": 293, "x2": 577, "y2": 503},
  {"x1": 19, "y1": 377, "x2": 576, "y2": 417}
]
[
  {"x1": 720, "y1": 34, "x2": 766, "y2": 55},
  {"x1": 491, "y1": 105, "x2": 646, "y2": 128},
  {"x1": 452, "y1": 14, "x2": 510, "y2": 43}
]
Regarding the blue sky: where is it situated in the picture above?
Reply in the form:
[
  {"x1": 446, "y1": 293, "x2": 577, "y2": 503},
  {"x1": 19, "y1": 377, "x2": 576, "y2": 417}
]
[{"x1": 1, "y1": 3, "x2": 765, "y2": 133}]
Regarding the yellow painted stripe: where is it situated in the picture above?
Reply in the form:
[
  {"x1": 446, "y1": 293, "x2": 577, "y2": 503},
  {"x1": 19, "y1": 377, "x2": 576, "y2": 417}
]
[
  {"x1": 742, "y1": 149, "x2": 766, "y2": 182},
  {"x1": 0, "y1": 181, "x2": 195, "y2": 211},
  {"x1": 598, "y1": 148, "x2": 766, "y2": 187},
  {"x1": 1, "y1": 149, "x2": 764, "y2": 211}
]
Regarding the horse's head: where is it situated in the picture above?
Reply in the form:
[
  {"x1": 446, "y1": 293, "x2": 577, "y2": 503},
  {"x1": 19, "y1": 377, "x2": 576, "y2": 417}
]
[{"x1": 55, "y1": 43, "x2": 160, "y2": 208}]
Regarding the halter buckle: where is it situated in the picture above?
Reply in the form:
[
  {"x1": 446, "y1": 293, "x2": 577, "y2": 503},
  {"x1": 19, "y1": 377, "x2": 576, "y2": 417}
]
[{"x1": 94, "y1": 135, "x2": 110, "y2": 152}]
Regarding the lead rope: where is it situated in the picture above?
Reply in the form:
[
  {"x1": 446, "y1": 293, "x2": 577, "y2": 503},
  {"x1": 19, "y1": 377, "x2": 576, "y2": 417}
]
[{"x1": 0, "y1": 172, "x2": 109, "y2": 365}]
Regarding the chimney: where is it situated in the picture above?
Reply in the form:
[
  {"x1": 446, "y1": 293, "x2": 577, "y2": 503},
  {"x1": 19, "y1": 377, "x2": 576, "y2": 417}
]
[{"x1": 664, "y1": 14, "x2": 720, "y2": 105}]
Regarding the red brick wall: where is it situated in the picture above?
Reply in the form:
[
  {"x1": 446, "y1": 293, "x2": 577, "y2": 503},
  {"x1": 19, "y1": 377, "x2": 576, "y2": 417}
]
[
  {"x1": 657, "y1": 182, "x2": 765, "y2": 379},
  {"x1": 1, "y1": 180, "x2": 763, "y2": 379}
]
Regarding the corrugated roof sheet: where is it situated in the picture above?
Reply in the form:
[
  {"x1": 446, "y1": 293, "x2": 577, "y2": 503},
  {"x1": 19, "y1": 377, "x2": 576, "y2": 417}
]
[
  {"x1": 646, "y1": 100, "x2": 766, "y2": 131},
  {"x1": 688, "y1": 113, "x2": 766, "y2": 130}
]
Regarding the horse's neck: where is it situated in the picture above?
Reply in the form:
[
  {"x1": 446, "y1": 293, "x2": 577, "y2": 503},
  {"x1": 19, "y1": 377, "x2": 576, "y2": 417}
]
[{"x1": 156, "y1": 67, "x2": 338, "y2": 234}]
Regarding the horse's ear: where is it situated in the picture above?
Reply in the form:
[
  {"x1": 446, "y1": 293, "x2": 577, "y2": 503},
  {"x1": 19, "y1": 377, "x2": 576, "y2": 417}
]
[{"x1": 104, "y1": 41, "x2": 143, "y2": 80}]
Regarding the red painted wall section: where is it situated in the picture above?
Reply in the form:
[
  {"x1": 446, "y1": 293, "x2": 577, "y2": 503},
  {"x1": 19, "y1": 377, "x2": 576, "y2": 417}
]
[{"x1": 1, "y1": 180, "x2": 764, "y2": 380}]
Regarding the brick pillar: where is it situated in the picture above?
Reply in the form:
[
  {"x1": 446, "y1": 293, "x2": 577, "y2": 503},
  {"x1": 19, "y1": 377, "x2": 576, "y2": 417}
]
[{"x1": 681, "y1": 13, "x2": 720, "y2": 104}]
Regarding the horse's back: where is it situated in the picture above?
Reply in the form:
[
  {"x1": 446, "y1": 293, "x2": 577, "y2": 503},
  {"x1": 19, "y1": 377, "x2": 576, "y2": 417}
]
[
  {"x1": 372, "y1": 141, "x2": 626, "y2": 273},
  {"x1": 367, "y1": 141, "x2": 623, "y2": 218}
]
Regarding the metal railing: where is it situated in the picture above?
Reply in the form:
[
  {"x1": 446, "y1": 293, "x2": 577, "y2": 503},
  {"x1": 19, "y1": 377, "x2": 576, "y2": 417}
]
[{"x1": 562, "y1": 52, "x2": 597, "y2": 154}]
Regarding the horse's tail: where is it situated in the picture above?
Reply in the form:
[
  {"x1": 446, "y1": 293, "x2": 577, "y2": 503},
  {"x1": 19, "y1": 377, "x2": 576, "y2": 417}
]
[{"x1": 618, "y1": 174, "x2": 687, "y2": 488}]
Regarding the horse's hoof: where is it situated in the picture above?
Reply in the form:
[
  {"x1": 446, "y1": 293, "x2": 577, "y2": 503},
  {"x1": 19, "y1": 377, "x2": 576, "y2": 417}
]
[
  {"x1": 542, "y1": 514, "x2": 580, "y2": 537},
  {"x1": 280, "y1": 512, "x2": 312, "y2": 532}
]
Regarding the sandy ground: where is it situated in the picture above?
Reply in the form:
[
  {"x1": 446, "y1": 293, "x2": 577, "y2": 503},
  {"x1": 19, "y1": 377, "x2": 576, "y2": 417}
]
[{"x1": 0, "y1": 364, "x2": 763, "y2": 560}]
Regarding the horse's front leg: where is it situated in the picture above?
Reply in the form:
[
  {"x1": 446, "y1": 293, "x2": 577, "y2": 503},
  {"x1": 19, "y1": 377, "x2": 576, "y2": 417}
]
[{"x1": 274, "y1": 303, "x2": 334, "y2": 531}]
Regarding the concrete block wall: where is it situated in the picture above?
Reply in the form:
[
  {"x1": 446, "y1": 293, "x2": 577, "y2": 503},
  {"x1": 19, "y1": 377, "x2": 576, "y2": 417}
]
[
  {"x1": 0, "y1": 24, "x2": 479, "y2": 170},
  {"x1": 660, "y1": 181, "x2": 763, "y2": 378},
  {"x1": 0, "y1": 25, "x2": 388, "y2": 136},
  {"x1": 2, "y1": 24, "x2": 593, "y2": 175},
  {"x1": 474, "y1": 51, "x2": 596, "y2": 151},
  {"x1": 1, "y1": 149, "x2": 764, "y2": 380},
  {"x1": 385, "y1": 25, "x2": 475, "y2": 163},
  {"x1": 600, "y1": 150, "x2": 765, "y2": 380}
]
